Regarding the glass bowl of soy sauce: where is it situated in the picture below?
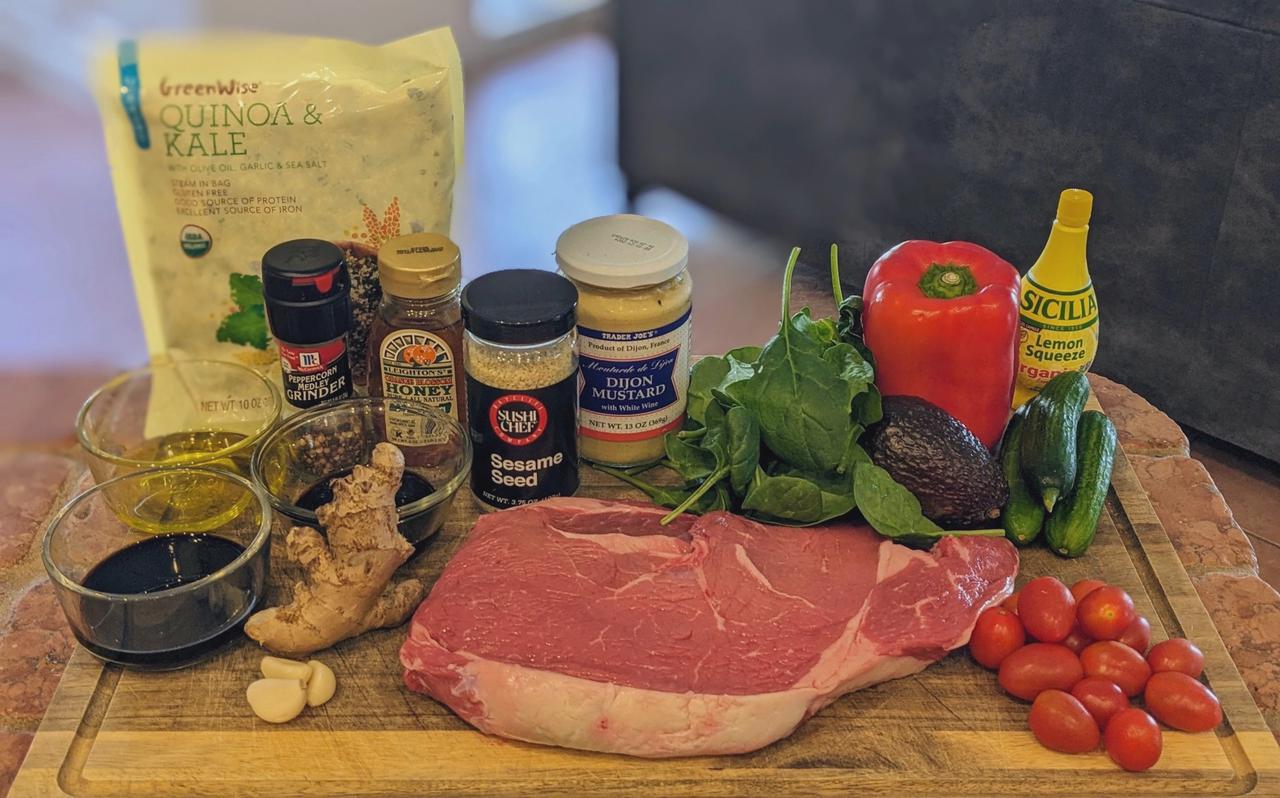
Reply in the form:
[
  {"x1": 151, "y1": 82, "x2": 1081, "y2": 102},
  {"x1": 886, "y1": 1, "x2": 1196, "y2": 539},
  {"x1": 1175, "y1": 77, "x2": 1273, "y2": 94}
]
[
  {"x1": 250, "y1": 397, "x2": 471, "y2": 550},
  {"x1": 43, "y1": 467, "x2": 271, "y2": 670}
]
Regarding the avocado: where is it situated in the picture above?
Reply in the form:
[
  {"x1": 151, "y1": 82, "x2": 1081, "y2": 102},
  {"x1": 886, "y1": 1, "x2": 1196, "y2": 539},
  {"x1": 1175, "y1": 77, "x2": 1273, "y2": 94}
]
[{"x1": 864, "y1": 396, "x2": 1008, "y2": 527}]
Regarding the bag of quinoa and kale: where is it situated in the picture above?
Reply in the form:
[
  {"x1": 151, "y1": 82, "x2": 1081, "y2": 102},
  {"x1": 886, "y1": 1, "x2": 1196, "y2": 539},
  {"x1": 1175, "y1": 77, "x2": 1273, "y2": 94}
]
[{"x1": 93, "y1": 27, "x2": 463, "y2": 398}]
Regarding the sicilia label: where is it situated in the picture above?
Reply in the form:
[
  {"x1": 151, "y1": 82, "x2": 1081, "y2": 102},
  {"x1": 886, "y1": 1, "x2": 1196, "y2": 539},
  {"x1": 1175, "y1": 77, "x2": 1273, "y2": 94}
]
[
  {"x1": 1015, "y1": 276, "x2": 1100, "y2": 396},
  {"x1": 379, "y1": 330, "x2": 457, "y2": 445}
]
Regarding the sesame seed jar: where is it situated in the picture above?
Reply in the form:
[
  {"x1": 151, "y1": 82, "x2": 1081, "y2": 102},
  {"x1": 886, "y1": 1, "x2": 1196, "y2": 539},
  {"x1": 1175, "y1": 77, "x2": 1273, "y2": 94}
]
[{"x1": 462, "y1": 270, "x2": 580, "y2": 510}]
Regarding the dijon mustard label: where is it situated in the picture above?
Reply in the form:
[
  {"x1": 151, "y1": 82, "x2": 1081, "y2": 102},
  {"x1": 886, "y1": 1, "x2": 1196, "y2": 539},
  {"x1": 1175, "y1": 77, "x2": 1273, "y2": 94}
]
[{"x1": 1014, "y1": 276, "x2": 1099, "y2": 404}]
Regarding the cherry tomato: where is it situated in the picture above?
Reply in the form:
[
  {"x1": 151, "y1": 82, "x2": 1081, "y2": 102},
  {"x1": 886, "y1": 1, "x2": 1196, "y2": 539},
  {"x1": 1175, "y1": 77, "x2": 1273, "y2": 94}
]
[
  {"x1": 1070, "y1": 677, "x2": 1129, "y2": 730},
  {"x1": 1029, "y1": 689, "x2": 1101, "y2": 753},
  {"x1": 1147, "y1": 638, "x2": 1205, "y2": 678},
  {"x1": 1081, "y1": 641, "x2": 1152, "y2": 697},
  {"x1": 1116, "y1": 615, "x2": 1152, "y2": 654},
  {"x1": 1105, "y1": 708, "x2": 1163, "y2": 772},
  {"x1": 1144, "y1": 672, "x2": 1222, "y2": 732},
  {"x1": 1019, "y1": 577, "x2": 1077, "y2": 643},
  {"x1": 1070, "y1": 578, "x2": 1107, "y2": 603},
  {"x1": 1077, "y1": 586, "x2": 1137, "y2": 641},
  {"x1": 998, "y1": 643, "x2": 1084, "y2": 701},
  {"x1": 1061, "y1": 624, "x2": 1094, "y2": 655},
  {"x1": 1002, "y1": 591, "x2": 1020, "y2": 614},
  {"x1": 970, "y1": 607, "x2": 1026, "y2": 670}
]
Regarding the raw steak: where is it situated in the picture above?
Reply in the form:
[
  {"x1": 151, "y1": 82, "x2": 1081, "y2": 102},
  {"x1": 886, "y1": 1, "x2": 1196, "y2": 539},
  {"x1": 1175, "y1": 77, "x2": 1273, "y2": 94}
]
[{"x1": 400, "y1": 498, "x2": 1017, "y2": 758}]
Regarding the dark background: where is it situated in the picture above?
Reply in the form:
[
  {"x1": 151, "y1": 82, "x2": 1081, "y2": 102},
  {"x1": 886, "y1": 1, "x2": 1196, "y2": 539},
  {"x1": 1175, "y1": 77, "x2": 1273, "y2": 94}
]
[{"x1": 617, "y1": 0, "x2": 1280, "y2": 460}]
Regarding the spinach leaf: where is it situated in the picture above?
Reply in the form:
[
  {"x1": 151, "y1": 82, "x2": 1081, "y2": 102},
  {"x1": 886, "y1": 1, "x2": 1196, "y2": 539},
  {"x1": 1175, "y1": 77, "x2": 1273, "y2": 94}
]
[
  {"x1": 686, "y1": 356, "x2": 730, "y2": 427},
  {"x1": 822, "y1": 343, "x2": 875, "y2": 392},
  {"x1": 593, "y1": 465, "x2": 688, "y2": 509},
  {"x1": 852, "y1": 463, "x2": 1006, "y2": 547},
  {"x1": 665, "y1": 434, "x2": 717, "y2": 484},
  {"x1": 726, "y1": 345, "x2": 762, "y2": 365},
  {"x1": 724, "y1": 248, "x2": 863, "y2": 474},
  {"x1": 712, "y1": 346, "x2": 761, "y2": 406},
  {"x1": 852, "y1": 384, "x2": 883, "y2": 428},
  {"x1": 724, "y1": 406, "x2": 761, "y2": 494},
  {"x1": 836, "y1": 437, "x2": 872, "y2": 475},
  {"x1": 821, "y1": 339, "x2": 881, "y2": 429},
  {"x1": 793, "y1": 310, "x2": 840, "y2": 348},
  {"x1": 594, "y1": 464, "x2": 735, "y2": 516},
  {"x1": 741, "y1": 467, "x2": 856, "y2": 526},
  {"x1": 830, "y1": 245, "x2": 876, "y2": 367},
  {"x1": 836, "y1": 295, "x2": 865, "y2": 344},
  {"x1": 853, "y1": 462, "x2": 946, "y2": 545},
  {"x1": 660, "y1": 402, "x2": 759, "y2": 523}
]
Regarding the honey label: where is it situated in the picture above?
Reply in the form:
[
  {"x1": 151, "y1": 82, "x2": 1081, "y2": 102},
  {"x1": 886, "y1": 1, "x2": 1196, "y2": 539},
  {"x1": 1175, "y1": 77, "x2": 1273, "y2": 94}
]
[
  {"x1": 379, "y1": 329, "x2": 459, "y2": 445},
  {"x1": 1014, "y1": 276, "x2": 1100, "y2": 406},
  {"x1": 576, "y1": 308, "x2": 691, "y2": 442}
]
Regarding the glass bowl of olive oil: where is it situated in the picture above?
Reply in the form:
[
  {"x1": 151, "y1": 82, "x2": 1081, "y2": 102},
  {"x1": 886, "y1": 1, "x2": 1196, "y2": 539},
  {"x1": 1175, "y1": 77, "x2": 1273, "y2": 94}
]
[
  {"x1": 251, "y1": 397, "x2": 470, "y2": 550},
  {"x1": 43, "y1": 466, "x2": 271, "y2": 670},
  {"x1": 76, "y1": 360, "x2": 281, "y2": 532}
]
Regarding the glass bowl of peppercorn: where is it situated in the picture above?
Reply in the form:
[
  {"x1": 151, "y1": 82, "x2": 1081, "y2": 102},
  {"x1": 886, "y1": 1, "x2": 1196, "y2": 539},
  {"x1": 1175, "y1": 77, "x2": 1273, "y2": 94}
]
[{"x1": 250, "y1": 397, "x2": 471, "y2": 551}]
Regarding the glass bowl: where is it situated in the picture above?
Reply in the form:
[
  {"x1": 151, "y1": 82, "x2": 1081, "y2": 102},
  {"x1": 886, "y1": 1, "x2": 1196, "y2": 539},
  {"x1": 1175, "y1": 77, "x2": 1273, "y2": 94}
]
[
  {"x1": 43, "y1": 467, "x2": 271, "y2": 670},
  {"x1": 250, "y1": 397, "x2": 470, "y2": 549},
  {"x1": 76, "y1": 358, "x2": 281, "y2": 484}
]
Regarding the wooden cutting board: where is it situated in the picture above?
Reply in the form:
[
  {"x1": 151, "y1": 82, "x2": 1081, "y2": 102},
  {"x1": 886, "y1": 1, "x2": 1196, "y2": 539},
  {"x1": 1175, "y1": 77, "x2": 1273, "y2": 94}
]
[{"x1": 11, "y1": 405, "x2": 1280, "y2": 797}]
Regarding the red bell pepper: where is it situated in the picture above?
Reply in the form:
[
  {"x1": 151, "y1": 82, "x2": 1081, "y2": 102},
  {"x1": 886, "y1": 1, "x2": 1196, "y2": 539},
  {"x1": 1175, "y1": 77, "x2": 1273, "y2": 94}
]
[{"x1": 862, "y1": 240, "x2": 1020, "y2": 449}]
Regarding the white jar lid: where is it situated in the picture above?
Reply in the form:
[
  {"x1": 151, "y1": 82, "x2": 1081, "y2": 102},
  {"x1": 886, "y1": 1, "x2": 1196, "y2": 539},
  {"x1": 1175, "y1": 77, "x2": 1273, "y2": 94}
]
[{"x1": 555, "y1": 214, "x2": 689, "y2": 289}]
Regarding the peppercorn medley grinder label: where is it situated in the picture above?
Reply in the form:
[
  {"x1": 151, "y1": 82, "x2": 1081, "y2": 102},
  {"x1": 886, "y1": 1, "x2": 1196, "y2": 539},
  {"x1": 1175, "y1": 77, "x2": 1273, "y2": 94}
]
[
  {"x1": 278, "y1": 337, "x2": 352, "y2": 409},
  {"x1": 577, "y1": 308, "x2": 691, "y2": 441},
  {"x1": 467, "y1": 374, "x2": 579, "y2": 509}
]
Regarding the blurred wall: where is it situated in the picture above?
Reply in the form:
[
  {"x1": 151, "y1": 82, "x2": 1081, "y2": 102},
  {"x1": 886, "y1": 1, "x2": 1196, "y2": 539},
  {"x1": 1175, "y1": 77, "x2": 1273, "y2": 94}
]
[{"x1": 617, "y1": 0, "x2": 1280, "y2": 460}]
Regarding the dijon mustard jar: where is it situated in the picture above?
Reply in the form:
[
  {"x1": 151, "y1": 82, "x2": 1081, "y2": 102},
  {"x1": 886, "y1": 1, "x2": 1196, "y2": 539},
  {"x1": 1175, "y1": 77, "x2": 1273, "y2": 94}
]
[{"x1": 556, "y1": 214, "x2": 692, "y2": 467}]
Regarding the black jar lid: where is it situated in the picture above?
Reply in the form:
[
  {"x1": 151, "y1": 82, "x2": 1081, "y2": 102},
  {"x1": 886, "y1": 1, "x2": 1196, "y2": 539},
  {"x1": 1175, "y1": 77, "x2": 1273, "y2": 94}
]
[
  {"x1": 260, "y1": 239, "x2": 351, "y2": 345},
  {"x1": 462, "y1": 269, "x2": 577, "y2": 345}
]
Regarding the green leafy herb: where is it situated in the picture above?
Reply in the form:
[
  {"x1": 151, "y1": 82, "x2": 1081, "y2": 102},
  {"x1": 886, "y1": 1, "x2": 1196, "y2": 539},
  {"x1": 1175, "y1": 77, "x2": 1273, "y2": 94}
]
[
  {"x1": 686, "y1": 356, "x2": 730, "y2": 427},
  {"x1": 215, "y1": 305, "x2": 269, "y2": 350},
  {"x1": 724, "y1": 406, "x2": 761, "y2": 494},
  {"x1": 659, "y1": 403, "x2": 759, "y2": 523},
  {"x1": 741, "y1": 467, "x2": 856, "y2": 526},
  {"x1": 217, "y1": 273, "x2": 269, "y2": 350},
  {"x1": 853, "y1": 463, "x2": 1003, "y2": 547},
  {"x1": 724, "y1": 248, "x2": 865, "y2": 474},
  {"x1": 229, "y1": 273, "x2": 265, "y2": 310},
  {"x1": 665, "y1": 434, "x2": 717, "y2": 484},
  {"x1": 592, "y1": 243, "x2": 985, "y2": 549},
  {"x1": 832, "y1": 245, "x2": 876, "y2": 367}
]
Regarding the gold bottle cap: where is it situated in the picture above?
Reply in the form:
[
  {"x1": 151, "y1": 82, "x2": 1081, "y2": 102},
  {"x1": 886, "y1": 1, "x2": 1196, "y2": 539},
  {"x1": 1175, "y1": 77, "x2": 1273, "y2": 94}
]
[
  {"x1": 377, "y1": 233, "x2": 461, "y2": 300},
  {"x1": 1057, "y1": 188, "x2": 1093, "y2": 228}
]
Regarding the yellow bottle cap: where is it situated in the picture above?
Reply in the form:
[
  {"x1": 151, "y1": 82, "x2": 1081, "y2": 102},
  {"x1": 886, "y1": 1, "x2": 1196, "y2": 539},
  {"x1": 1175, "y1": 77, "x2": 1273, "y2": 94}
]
[
  {"x1": 1057, "y1": 188, "x2": 1093, "y2": 228},
  {"x1": 377, "y1": 233, "x2": 461, "y2": 300}
]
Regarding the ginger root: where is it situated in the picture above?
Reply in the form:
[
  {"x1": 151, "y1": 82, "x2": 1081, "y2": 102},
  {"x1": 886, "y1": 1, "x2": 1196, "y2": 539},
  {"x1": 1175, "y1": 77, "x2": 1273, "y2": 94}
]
[{"x1": 245, "y1": 443, "x2": 426, "y2": 657}]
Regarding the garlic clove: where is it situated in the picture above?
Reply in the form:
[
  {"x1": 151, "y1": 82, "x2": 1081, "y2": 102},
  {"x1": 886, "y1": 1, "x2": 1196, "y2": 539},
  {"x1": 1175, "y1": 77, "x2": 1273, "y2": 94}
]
[
  {"x1": 306, "y1": 660, "x2": 337, "y2": 707},
  {"x1": 261, "y1": 655, "x2": 313, "y2": 683},
  {"x1": 247, "y1": 678, "x2": 307, "y2": 724}
]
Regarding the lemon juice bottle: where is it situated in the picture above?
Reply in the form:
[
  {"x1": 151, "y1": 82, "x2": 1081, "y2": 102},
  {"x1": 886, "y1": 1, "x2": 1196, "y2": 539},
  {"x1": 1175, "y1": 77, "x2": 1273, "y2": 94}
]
[{"x1": 1013, "y1": 188, "x2": 1100, "y2": 407}]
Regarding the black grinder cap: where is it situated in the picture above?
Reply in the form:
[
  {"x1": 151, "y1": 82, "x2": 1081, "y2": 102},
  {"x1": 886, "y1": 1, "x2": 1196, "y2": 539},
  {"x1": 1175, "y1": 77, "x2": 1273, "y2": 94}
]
[
  {"x1": 462, "y1": 269, "x2": 578, "y2": 345},
  {"x1": 261, "y1": 239, "x2": 351, "y2": 345}
]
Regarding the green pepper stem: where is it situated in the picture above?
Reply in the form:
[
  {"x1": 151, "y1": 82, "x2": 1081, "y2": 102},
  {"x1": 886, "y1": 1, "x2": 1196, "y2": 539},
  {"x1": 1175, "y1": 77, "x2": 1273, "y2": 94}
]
[{"x1": 918, "y1": 263, "x2": 979, "y2": 299}]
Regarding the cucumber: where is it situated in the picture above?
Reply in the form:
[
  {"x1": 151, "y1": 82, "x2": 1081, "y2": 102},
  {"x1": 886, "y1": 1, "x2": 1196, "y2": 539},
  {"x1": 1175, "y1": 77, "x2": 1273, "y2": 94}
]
[
  {"x1": 1020, "y1": 370, "x2": 1091, "y2": 512},
  {"x1": 998, "y1": 406, "x2": 1045, "y2": 545},
  {"x1": 1044, "y1": 410, "x2": 1117, "y2": 558}
]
